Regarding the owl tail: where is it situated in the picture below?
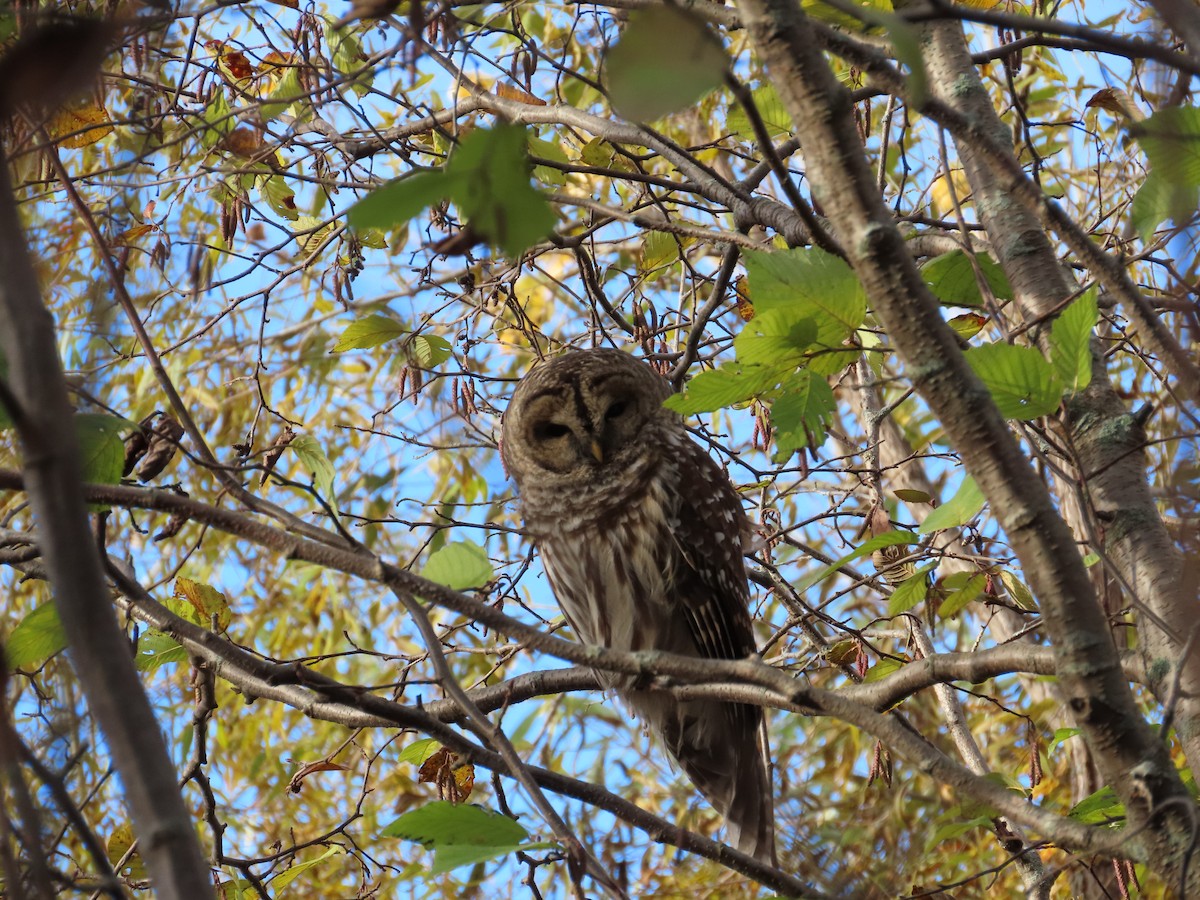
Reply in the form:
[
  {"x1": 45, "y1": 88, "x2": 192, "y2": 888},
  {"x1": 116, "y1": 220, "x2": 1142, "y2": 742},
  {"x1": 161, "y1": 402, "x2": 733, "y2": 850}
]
[{"x1": 632, "y1": 692, "x2": 777, "y2": 866}]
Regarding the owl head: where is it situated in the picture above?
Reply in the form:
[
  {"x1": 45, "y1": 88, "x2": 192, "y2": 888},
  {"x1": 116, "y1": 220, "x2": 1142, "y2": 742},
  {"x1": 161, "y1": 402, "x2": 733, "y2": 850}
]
[{"x1": 500, "y1": 349, "x2": 676, "y2": 491}]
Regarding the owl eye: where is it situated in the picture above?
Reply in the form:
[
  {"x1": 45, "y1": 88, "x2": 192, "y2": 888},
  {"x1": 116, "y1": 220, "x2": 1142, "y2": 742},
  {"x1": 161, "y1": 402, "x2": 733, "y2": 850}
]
[
  {"x1": 534, "y1": 421, "x2": 571, "y2": 440},
  {"x1": 604, "y1": 399, "x2": 630, "y2": 420}
]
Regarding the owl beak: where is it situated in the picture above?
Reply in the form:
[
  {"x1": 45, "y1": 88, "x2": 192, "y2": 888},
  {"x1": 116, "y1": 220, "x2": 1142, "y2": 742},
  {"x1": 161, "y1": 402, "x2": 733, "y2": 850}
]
[{"x1": 589, "y1": 439, "x2": 604, "y2": 463}]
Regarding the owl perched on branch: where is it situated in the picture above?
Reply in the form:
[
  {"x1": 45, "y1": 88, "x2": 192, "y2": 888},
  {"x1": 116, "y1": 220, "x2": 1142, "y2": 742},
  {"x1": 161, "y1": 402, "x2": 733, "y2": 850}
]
[{"x1": 501, "y1": 348, "x2": 776, "y2": 864}]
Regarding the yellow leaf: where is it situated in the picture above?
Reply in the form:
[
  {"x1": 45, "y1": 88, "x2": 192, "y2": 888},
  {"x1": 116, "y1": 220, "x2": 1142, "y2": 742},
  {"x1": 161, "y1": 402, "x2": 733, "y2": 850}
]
[{"x1": 48, "y1": 103, "x2": 113, "y2": 148}]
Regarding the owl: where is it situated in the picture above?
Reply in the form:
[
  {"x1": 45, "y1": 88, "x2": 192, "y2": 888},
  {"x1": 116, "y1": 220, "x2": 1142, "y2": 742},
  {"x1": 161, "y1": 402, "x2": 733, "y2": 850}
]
[{"x1": 501, "y1": 348, "x2": 776, "y2": 864}]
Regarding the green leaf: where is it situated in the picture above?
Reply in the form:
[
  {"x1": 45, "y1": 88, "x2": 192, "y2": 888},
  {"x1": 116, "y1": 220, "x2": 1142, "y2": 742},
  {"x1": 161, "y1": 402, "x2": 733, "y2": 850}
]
[
  {"x1": 348, "y1": 170, "x2": 457, "y2": 233},
  {"x1": 640, "y1": 231, "x2": 679, "y2": 273},
  {"x1": 528, "y1": 133, "x2": 569, "y2": 186},
  {"x1": 260, "y1": 175, "x2": 299, "y2": 221},
  {"x1": 605, "y1": 7, "x2": 727, "y2": 121},
  {"x1": 999, "y1": 570, "x2": 1037, "y2": 611},
  {"x1": 770, "y1": 369, "x2": 836, "y2": 460},
  {"x1": 742, "y1": 248, "x2": 865, "y2": 373},
  {"x1": 1130, "y1": 171, "x2": 1196, "y2": 239},
  {"x1": 935, "y1": 571, "x2": 988, "y2": 618},
  {"x1": 863, "y1": 657, "x2": 903, "y2": 683},
  {"x1": 727, "y1": 84, "x2": 794, "y2": 140},
  {"x1": 398, "y1": 738, "x2": 442, "y2": 766},
  {"x1": 5, "y1": 602, "x2": 67, "y2": 670},
  {"x1": 200, "y1": 90, "x2": 234, "y2": 148},
  {"x1": 733, "y1": 308, "x2": 818, "y2": 368},
  {"x1": 947, "y1": 312, "x2": 988, "y2": 340},
  {"x1": 76, "y1": 413, "x2": 125, "y2": 486},
  {"x1": 1131, "y1": 106, "x2": 1200, "y2": 187},
  {"x1": 449, "y1": 124, "x2": 557, "y2": 256},
  {"x1": 886, "y1": 563, "x2": 937, "y2": 616},
  {"x1": 271, "y1": 847, "x2": 341, "y2": 892},
  {"x1": 1049, "y1": 289, "x2": 1097, "y2": 394},
  {"x1": 260, "y1": 62, "x2": 305, "y2": 121},
  {"x1": 382, "y1": 802, "x2": 536, "y2": 874},
  {"x1": 1049, "y1": 727, "x2": 1081, "y2": 751},
  {"x1": 921, "y1": 250, "x2": 1012, "y2": 308},
  {"x1": 422, "y1": 541, "x2": 493, "y2": 591},
  {"x1": 967, "y1": 342, "x2": 1063, "y2": 420},
  {"x1": 1129, "y1": 107, "x2": 1200, "y2": 234},
  {"x1": 919, "y1": 476, "x2": 985, "y2": 535},
  {"x1": 134, "y1": 631, "x2": 189, "y2": 672},
  {"x1": 796, "y1": 531, "x2": 919, "y2": 594},
  {"x1": 664, "y1": 363, "x2": 781, "y2": 415},
  {"x1": 1068, "y1": 786, "x2": 1124, "y2": 824},
  {"x1": 332, "y1": 314, "x2": 407, "y2": 352},
  {"x1": 410, "y1": 334, "x2": 453, "y2": 368},
  {"x1": 327, "y1": 21, "x2": 370, "y2": 98},
  {"x1": 290, "y1": 434, "x2": 336, "y2": 506}
]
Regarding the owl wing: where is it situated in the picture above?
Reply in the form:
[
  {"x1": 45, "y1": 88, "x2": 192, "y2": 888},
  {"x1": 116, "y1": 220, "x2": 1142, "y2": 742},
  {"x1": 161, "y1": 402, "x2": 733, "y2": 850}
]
[{"x1": 669, "y1": 439, "x2": 759, "y2": 664}]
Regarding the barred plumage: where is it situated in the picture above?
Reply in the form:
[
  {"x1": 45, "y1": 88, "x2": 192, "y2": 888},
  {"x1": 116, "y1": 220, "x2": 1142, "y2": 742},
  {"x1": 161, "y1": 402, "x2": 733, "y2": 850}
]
[{"x1": 501, "y1": 348, "x2": 775, "y2": 864}]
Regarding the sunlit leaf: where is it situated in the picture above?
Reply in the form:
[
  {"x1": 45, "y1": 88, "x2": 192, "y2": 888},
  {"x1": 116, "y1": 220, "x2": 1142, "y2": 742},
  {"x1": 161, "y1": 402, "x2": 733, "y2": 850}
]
[
  {"x1": 1049, "y1": 289, "x2": 1097, "y2": 394},
  {"x1": 422, "y1": 541, "x2": 493, "y2": 591},
  {"x1": 966, "y1": 342, "x2": 1063, "y2": 420},
  {"x1": 887, "y1": 563, "x2": 937, "y2": 616},
  {"x1": 770, "y1": 369, "x2": 836, "y2": 459},
  {"x1": 290, "y1": 434, "x2": 336, "y2": 505},
  {"x1": 175, "y1": 577, "x2": 232, "y2": 631},
  {"x1": 935, "y1": 571, "x2": 987, "y2": 618},
  {"x1": 382, "y1": 802, "x2": 552, "y2": 875},
  {"x1": 4, "y1": 602, "x2": 67, "y2": 670},
  {"x1": 333, "y1": 314, "x2": 406, "y2": 352},
  {"x1": 410, "y1": 334, "x2": 453, "y2": 368},
  {"x1": 797, "y1": 531, "x2": 919, "y2": 593},
  {"x1": 919, "y1": 476, "x2": 985, "y2": 534},
  {"x1": 47, "y1": 102, "x2": 112, "y2": 148},
  {"x1": 664, "y1": 363, "x2": 782, "y2": 415},
  {"x1": 727, "y1": 83, "x2": 794, "y2": 139}
]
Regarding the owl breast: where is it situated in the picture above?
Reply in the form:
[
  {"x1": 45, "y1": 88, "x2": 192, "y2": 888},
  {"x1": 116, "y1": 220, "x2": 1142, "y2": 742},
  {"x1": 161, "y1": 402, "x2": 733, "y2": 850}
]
[{"x1": 537, "y1": 468, "x2": 687, "y2": 657}]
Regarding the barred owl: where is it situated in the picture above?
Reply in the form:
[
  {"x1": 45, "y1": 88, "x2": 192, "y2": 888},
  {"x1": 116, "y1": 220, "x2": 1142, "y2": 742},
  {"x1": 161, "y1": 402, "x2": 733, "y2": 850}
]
[{"x1": 501, "y1": 348, "x2": 775, "y2": 864}]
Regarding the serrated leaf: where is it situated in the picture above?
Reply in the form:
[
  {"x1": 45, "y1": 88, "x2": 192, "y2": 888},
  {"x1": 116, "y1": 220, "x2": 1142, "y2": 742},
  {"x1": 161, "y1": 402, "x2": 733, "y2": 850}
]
[
  {"x1": 919, "y1": 476, "x2": 985, "y2": 534},
  {"x1": 935, "y1": 571, "x2": 987, "y2": 618},
  {"x1": 742, "y1": 248, "x2": 865, "y2": 373},
  {"x1": 886, "y1": 563, "x2": 937, "y2": 616},
  {"x1": 422, "y1": 541, "x2": 493, "y2": 591},
  {"x1": 200, "y1": 90, "x2": 234, "y2": 148},
  {"x1": 948, "y1": 312, "x2": 987, "y2": 340},
  {"x1": 410, "y1": 334, "x2": 453, "y2": 368},
  {"x1": 664, "y1": 363, "x2": 781, "y2": 415},
  {"x1": 4, "y1": 602, "x2": 67, "y2": 670},
  {"x1": 1049, "y1": 289, "x2": 1097, "y2": 394},
  {"x1": 606, "y1": 7, "x2": 726, "y2": 122},
  {"x1": 967, "y1": 342, "x2": 1063, "y2": 420},
  {"x1": 733, "y1": 308, "x2": 818, "y2": 368},
  {"x1": 796, "y1": 531, "x2": 919, "y2": 593},
  {"x1": 448, "y1": 124, "x2": 557, "y2": 256},
  {"x1": 921, "y1": 250, "x2": 1012, "y2": 308},
  {"x1": 349, "y1": 170, "x2": 457, "y2": 233},
  {"x1": 770, "y1": 369, "x2": 836, "y2": 460},
  {"x1": 47, "y1": 102, "x2": 113, "y2": 148},
  {"x1": 333, "y1": 314, "x2": 406, "y2": 352},
  {"x1": 290, "y1": 434, "x2": 336, "y2": 506},
  {"x1": 398, "y1": 738, "x2": 442, "y2": 765}
]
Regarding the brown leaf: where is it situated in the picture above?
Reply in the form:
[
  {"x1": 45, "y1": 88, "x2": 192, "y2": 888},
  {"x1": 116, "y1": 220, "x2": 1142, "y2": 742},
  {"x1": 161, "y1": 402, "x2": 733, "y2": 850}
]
[
  {"x1": 287, "y1": 759, "x2": 350, "y2": 793},
  {"x1": 418, "y1": 747, "x2": 475, "y2": 802},
  {"x1": 136, "y1": 414, "x2": 184, "y2": 482},
  {"x1": 494, "y1": 81, "x2": 546, "y2": 106},
  {"x1": 260, "y1": 426, "x2": 297, "y2": 485}
]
